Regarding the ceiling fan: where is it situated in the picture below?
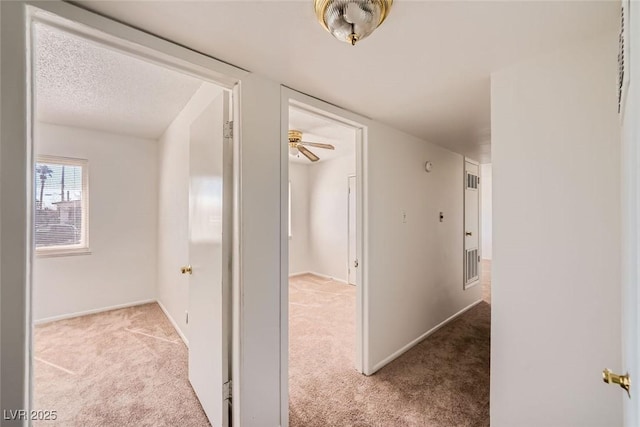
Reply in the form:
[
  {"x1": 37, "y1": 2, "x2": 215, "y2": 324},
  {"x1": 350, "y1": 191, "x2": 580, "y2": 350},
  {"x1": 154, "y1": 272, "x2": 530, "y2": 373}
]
[{"x1": 288, "y1": 130, "x2": 335, "y2": 162}]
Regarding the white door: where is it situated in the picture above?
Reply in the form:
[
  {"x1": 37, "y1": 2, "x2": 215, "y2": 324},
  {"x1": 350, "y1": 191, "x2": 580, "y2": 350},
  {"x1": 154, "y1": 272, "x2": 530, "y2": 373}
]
[
  {"x1": 463, "y1": 159, "x2": 480, "y2": 288},
  {"x1": 348, "y1": 176, "x2": 357, "y2": 285},
  {"x1": 187, "y1": 90, "x2": 231, "y2": 427}
]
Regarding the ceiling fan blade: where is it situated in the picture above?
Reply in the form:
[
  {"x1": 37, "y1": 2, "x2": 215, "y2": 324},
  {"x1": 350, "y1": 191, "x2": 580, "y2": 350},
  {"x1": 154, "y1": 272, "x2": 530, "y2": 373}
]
[
  {"x1": 298, "y1": 145, "x2": 320, "y2": 162},
  {"x1": 300, "y1": 141, "x2": 335, "y2": 150}
]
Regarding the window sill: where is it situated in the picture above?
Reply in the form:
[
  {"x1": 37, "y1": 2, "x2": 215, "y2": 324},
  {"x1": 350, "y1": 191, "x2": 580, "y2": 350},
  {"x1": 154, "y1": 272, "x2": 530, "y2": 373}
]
[{"x1": 36, "y1": 247, "x2": 91, "y2": 258}]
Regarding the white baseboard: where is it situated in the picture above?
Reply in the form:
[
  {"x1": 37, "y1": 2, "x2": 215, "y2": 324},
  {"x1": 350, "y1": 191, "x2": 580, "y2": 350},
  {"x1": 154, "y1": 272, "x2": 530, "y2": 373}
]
[
  {"x1": 310, "y1": 271, "x2": 349, "y2": 285},
  {"x1": 288, "y1": 271, "x2": 309, "y2": 278},
  {"x1": 464, "y1": 279, "x2": 480, "y2": 290},
  {"x1": 34, "y1": 299, "x2": 156, "y2": 325},
  {"x1": 157, "y1": 300, "x2": 189, "y2": 347},
  {"x1": 289, "y1": 270, "x2": 349, "y2": 285},
  {"x1": 370, "y1": 299, "x2": 484, "y2": 374}
]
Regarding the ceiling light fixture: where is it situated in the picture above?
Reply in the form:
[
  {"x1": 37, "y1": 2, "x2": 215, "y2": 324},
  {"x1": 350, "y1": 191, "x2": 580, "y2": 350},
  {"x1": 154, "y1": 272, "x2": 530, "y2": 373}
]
[{"x1": 314, "y1": 0, "x2": 393, "y2": 46}]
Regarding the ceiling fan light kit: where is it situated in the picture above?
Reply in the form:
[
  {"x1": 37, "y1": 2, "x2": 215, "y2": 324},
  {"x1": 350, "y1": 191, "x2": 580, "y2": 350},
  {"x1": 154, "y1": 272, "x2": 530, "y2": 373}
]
[
  {"x1": 288, "y1": 129, "x2": 335, "y2": 162},
  {"x1": 314, "y1": 0, "x2": 393, "y2": 46}
]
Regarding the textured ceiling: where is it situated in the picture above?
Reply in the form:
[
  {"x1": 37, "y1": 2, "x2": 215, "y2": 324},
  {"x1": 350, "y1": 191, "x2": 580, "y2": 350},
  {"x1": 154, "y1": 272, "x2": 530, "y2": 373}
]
[
  {"x1": 78, "y1": 1, "x2": 619, "y2": 161},
  {"x1": 35, "y1": 23, "x2": 204, "y2": 139},
  {"x1": 289, "y1": 107, "x2": 356, "y2": 164}
]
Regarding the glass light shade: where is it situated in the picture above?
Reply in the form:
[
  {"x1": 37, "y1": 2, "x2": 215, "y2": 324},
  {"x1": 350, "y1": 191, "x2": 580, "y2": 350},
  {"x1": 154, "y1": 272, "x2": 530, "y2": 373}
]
[
  {"x1": 315, "y1": 0, "x2": 392, "y2": 45},
  {"x1": 289, "y1": 146, "x2": 299, "y2": 157}
]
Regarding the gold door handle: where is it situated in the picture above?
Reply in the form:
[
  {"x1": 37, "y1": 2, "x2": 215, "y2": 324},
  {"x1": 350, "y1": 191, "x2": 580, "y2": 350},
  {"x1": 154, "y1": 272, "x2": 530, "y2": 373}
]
[
  {"x1": 465, "y1": 232, "x2": 473, "y2": 236},
  {"x1": 603, "y1": 368, "x2": 631, "y2": 398},
  {"x1": 180, "y1": 265, "x2": 192, "y2": 275}
]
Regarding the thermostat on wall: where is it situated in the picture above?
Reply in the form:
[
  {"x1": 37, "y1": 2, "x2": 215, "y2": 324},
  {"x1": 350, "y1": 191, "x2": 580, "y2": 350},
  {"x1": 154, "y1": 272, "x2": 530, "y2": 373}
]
[{"x1": 425, "y1": 161, "x2": 433, "y2": 172}]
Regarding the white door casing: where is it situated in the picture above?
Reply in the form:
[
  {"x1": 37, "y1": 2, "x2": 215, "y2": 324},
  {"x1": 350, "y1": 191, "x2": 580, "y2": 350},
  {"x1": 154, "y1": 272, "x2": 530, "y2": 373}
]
[
  {"x1": 621, "y1": 0, "x2": 639, "y2": 424},
  {"x1": 188, "y1": 90, "x2": 231, "y2": 427},
  {"x1": 464, "y1": 159, "x2": 480, "y2": 288},
  {"x1": 348, "y1": 175, "x2": 357, "y2": 286}
]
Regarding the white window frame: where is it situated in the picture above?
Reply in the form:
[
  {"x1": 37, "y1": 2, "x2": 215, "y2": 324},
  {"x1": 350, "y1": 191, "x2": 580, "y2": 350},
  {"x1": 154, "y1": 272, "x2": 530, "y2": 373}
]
[{"x1": 35, "y1": 155, "x2": 90, "y2": 257}]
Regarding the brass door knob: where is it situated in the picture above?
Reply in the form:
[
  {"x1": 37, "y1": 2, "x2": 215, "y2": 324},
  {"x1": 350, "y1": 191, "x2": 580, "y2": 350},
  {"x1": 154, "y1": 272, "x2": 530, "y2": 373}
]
[
  {"x1": 180, "y1": 265, "x2": 192, "y2": 275},
  {"x1": 603, "y1": 368, "x2": 631, "y2": 397}
]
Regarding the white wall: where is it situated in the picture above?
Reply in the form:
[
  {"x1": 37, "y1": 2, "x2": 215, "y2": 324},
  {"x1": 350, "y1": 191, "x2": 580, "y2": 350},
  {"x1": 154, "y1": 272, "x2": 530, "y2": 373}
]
[
  {"x1": 238, "y1": 74, "x2": 283, "y2": 427},
  {"x1": 288, "y1": 162, "x2": 310, "y2": 275},
  {"x1": 491, "y1": 33, "x2": 621, "y2": 426},
  {"x1": 0, "y1": 3, "x2": 482, "y2": 422},
  {"x1": 366, "y1": 122, "x2": 482, "y2": 371},
  {"x1": 156, "y1": 82, "x2": 220, "y2": 342},
  {"x1": 0, "y1": 4, "x2": 282, "y2": 424},
  {"x1": 33, "y1": 123, "x2": 158, "y2": 321},
  {"x1": 480, "y1": 163, "x2": 492, "y2": 260},
  {"x1": 307, "y1": 154, "x2": 355, "y2": 282}
]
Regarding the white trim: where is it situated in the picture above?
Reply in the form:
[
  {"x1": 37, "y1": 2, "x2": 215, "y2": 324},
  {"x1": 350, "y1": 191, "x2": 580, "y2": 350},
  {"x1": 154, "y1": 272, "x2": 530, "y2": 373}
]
[
  {"x1": 288, "y1": 180, "x2": 292, "y2": 238},
  {"x1": 34, "y1": 299, "x2": 190, "y2": 348},
  {"x1": 288, "y1": 271, "x2": 308, "y2": 278},
  {"x1": 5, "y1": 3, "x2": 246, "y2": 425},
  {"x1": 280, "y1": 87, "x2": 291, "y2": 427},
  {"x1": 281, "y1": 87, "x2": 369, "y2": 425},
  {"x1": 463, "y1": 157, "x2": 481, "y2": 290},
  {"x1": 157, "y1": 300, "x2": 189, "y2": 347},
  {"x1": 36, "y1": 248, "x2": 91, "y2": 258},
  {"x1": 307, "y1": 271, "x2": 349, "y2": 285},
  {"x1": 35, "y1": 155, "x2": 90, "y2": 255},
  {"x1": 347, "y1": 174, "x2": 356, "y2": 286},
  {"x1": 464, "y1": 279, "x2": 481, "y2": 290},
  {"x1": 231, "y1": 83, "x2": 242, "y2": 426},
  {"x1": 27, "y1": 3, "x2": 247, "y2": 88},
  {"x1": 288, "y1": 271, "x2": 349, "y2": 285},
  {"x1": 370, "y1": 299, "x2": 484, "y2": 373},
  {"x1": 34, "y1": 299, "x2": 155, "y2": 325}
]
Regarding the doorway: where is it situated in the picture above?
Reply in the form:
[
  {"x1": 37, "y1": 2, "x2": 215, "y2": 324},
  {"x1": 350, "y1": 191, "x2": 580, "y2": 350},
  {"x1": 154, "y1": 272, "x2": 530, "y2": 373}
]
[
  {"x1": 28, "y1": 13, "x2": 235, "y2": 427},
  {"x1": 480, "y1": 163, "x2": 492, "y2": 303},
  {"x1": 283, "y1": 97, "x2": 365, "y2": 425}
]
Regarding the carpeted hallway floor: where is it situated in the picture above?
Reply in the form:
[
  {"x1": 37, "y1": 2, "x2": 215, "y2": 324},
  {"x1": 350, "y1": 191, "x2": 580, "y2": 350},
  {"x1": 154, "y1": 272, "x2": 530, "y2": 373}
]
[
  {"x1": 34, "y1": 303, "x2": 210, "y2": 427},
  {"x1": 35, "y1": 263, "x2": 491, "y2": 427},
  {"x1": 289, "y1": 261, "x2": 491, "y2": 427}
]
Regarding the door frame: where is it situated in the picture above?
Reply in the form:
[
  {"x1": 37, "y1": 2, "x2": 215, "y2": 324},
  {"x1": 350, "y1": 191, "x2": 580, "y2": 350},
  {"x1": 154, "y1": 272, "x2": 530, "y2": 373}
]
[
  {"x1": 621, "y1": 1, "x2": 639, "y2": 422},
  {"x1": 463, "y1": 157, "x2": 481, "y2": 290},
  {"x1": 1, "y1": 2, "x2": 246, "y2": 424},
  {"x1": 347, "y1": 174, "x2": 357, "y2": 286},
  {"x1": 280, "y1": 87, "x2": 369, "y2": 426}
]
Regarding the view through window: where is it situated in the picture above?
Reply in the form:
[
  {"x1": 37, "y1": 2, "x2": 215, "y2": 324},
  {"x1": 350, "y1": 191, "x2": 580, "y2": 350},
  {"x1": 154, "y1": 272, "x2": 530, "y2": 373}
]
[{"x1": 35, "y1": 156, "x2": 88, "y2": 252}]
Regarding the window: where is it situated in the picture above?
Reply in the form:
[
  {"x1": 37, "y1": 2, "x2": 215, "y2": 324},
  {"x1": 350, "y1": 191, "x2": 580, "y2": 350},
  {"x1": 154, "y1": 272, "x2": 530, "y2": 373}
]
[{"x1": 35, "y1": 156, "x2": 89, "y2": 256}]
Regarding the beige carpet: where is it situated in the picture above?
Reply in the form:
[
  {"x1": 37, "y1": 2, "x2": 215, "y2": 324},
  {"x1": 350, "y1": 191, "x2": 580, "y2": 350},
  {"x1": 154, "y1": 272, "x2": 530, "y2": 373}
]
[
  {"x1": 34, "y1": 263, "x2": 492, "y2": 427},
  {"x1": 34, "y1": 303, "x2": 210, "y2": 427},
  {"x1": 289, "y1": 266, "x2": 491, "y2": 427}
]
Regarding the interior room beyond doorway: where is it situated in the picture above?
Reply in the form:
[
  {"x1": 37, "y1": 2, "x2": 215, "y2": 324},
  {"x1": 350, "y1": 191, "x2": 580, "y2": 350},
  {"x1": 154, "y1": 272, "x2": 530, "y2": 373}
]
[
  {"x1": 32, "y1": 20, "x2": 231, "y2": 427},
  {"x1": 287, "y1": 105, "x2": 359, "y2": 424}
]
